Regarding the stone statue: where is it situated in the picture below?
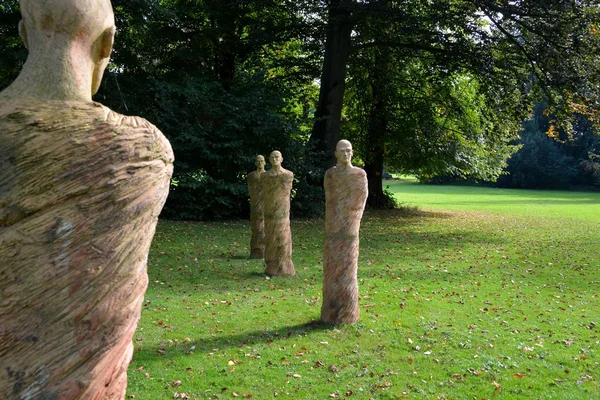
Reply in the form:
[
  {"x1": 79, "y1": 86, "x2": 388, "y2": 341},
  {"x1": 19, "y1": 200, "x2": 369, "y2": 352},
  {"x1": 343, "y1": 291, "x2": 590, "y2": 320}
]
[
  {"x1": 321, "y1": 140, "x2": 368, "y2": 324},
  {"x1": 247, "y1": 155, "x2": 266, "y2": 259},
  {"x1": 0, "y1": 1, "x2": 173, "y2": 399},
  {"x1": 262, "y1": 151, "x2": 295, "y2": 276}
]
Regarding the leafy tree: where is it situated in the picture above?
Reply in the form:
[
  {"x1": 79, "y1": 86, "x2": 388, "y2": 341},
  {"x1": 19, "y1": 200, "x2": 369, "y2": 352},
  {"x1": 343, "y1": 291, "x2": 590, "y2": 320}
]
[
  {"x1": 497, "y1": 122, "x2": 579, "y2": 189},
  {"x1": 310, "y1": 0, "x2": 600, "y2": 206},
  {"x1": 344, "y1": 34, "x2": 519, "y2": 205},
  {"x1": 498, "y1": 102, "x2": 600, "y2": 189},
  {"x1": 98, "y1": 0, "x2": 322, "y2": 219}
]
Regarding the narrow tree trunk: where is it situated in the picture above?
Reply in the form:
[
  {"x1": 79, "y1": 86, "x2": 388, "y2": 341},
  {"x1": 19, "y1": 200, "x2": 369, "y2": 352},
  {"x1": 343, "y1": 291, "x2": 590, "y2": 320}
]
[
  {"x1": 364, "y1": 48, "x2": 392, "y2": 208},
  {"x1": 210, "y1": 8, "x2": 238, "y2": 92},
  {"x1": 364, "y1": 145, "x2": 386, "y2": 207},
  {"x1": 308, "y1": 0, "x2": 354, "y2": 167}
]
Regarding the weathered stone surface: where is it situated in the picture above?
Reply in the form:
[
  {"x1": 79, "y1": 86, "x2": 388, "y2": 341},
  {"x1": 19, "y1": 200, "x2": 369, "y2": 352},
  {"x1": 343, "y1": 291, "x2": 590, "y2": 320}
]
[
  {"x1": 247, "y1": 155, "x2": 266, "y2": 259},
  {"x1": 262, "y1": 151, "x2": 295, "y2": 276},
  {"x1": 321, "y1": 140, "x2": 367, "y2": 324},
  {"x1": 0, "y1": 1, "x2": 173, "y2": 399}
]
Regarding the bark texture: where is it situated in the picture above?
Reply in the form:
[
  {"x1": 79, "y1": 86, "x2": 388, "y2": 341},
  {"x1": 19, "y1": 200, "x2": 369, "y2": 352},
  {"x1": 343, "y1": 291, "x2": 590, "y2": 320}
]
[
  {"x1": 308, "y1": 0, "x2": 354, "y2": 167},
  {"x1": 0, "y1": 99, "x2": 173, "y2": 400},
  {"x1": 262, "y1": 168, "x2": 295, "y2": 276},
  {"x1": 247, "y1": 170, "x2": 265, "y2": 259},
  {"x1": 321, "y1": 166, "x2": 368, "y2": 324}
]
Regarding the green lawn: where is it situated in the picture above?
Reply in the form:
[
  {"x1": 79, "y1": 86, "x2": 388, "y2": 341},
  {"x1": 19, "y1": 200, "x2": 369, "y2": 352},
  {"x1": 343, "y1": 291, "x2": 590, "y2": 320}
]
[
  {"x1": 127, "y1": 181, "x2": 600, "y2": 399},
  {"x1": 388, "y1": 177, "x2": 600, "y2": 222}
]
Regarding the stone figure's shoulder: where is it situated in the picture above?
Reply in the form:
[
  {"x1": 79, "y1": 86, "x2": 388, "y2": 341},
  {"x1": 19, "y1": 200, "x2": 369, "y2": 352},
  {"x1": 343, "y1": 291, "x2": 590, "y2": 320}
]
[
  {"x1": 0, "y1": 100, "x2": 174, "y2": 167},
  {"x1": 283, "y1": 168, "x2": 294, "y2": 178},
  {"x1": 325, "y1": 166, "x2": 337, "y2": 177},
  {"x1": 105, "y1": 106, "x2": 174, "y2": 163},
  {"x1": 349, "y1": 166, "x2": 367, "y2": 178},
  {"x1": 247, "y1": 171, "x2": 260, "y2": 182},
  {"x1": 0, "y1": 99, "x2": 113, "y2": 144}
]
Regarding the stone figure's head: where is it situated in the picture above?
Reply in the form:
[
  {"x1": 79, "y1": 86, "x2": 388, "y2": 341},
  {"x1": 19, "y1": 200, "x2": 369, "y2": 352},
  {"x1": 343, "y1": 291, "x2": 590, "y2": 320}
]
[
  {"x1": 255, "y1": 155, "x2": 266, "y2": 170},
  {"x1": 269, "y1": 151, "x2": 283, "y2": 168},
  {"x1": 335, "y1": 140, "x2": 353, "y2": 166},
  {"x1": 19, "y1": 0, "x2": 116, "y2": 95}
]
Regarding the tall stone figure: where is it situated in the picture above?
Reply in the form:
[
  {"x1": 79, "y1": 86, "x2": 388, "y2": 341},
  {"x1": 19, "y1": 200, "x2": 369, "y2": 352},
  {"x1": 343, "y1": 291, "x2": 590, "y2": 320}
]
[
  {"x1": 247, "y1": 155, "x2": 266, "y2": 259},
  {"x1": 321, "y1": 140, "x2": 368, "y2": 324},
  {"x1": 0, "y1": 1, "x2": 173, "y2": 399},
  {"x1": 262, "y1": 151, "x2": 295, "y2": 276}
]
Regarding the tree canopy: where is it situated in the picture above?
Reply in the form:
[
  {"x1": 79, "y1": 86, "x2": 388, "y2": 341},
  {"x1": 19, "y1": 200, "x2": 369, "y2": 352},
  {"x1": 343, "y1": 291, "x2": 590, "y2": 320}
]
[{"x1": 1, "y1": 0, "x2": 599, "y2": 217}]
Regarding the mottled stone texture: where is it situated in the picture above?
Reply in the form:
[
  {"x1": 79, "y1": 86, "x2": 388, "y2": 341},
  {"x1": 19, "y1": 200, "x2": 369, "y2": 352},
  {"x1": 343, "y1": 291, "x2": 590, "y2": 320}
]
[
  {"x1": 0, "y1": 1, "x2": 173, "y2": 398},
  {"x1": 0, "y1": 100, "x2": 173, "y2": 399},
  {"x1": 247, "y1": 169, "x2": 265, "y2": 258},
  {"x1": 321, "y1": 153, "x2": 367, "y2": 324},
  {"x1": 262, "y1": 167, "x2": 295, "y2": 276}
]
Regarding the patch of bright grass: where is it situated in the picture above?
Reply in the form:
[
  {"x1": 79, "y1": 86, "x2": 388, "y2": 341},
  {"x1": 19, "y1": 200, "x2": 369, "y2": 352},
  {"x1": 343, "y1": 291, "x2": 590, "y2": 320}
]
[
  {"x1": 387, "y1": 178, "x2": 600, "y2": 221},
  {"x1": 127, "y1": 184, "x2": 600, "y2": 399}
]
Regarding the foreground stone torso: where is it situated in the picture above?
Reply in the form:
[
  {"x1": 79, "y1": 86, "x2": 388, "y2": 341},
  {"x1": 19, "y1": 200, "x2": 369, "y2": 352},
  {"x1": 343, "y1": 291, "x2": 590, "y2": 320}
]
[
  {"x1": 321, "y1": 166, "x2": 367, "y2": 324},
  {"x1": 0, "y1": 100, "x2": 173, "y2": 399},
  {"x1": 262, "y1": 168, "x2": 295, "y2": 276},
  {"x1": 247, "y1": 170, "x2": 265, "y2": 259}
]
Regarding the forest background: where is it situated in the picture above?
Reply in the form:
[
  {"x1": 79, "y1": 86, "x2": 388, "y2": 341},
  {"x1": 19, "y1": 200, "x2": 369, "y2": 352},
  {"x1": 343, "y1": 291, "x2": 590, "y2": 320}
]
[{"x1": 1, "y1": 0, "x2": 599, "y2": 220}]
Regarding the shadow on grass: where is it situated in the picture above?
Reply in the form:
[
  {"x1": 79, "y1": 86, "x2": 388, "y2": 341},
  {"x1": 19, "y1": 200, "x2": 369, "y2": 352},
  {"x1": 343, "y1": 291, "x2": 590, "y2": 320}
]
[
  {"x1": 217, "y1": 253, "x2": 255, "y2": 260},
  {"x1": 133, "y1": 320, "x2": 334, "y2": 362},
  {"x1": 148, "y1": 207, "x2": 504, "y2": 290},
  {"x1": 363, "y1": 207, "x2": 454, "y2": 221}
]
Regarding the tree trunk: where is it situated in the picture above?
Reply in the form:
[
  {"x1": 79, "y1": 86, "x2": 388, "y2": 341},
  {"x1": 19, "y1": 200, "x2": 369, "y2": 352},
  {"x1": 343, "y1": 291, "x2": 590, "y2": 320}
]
[
  {"x1": 364, "y1": 48, "x2": 392, "y2": 208},
  {"x1": 308, "y1": 0, "x2": 354, "y2": 167}
]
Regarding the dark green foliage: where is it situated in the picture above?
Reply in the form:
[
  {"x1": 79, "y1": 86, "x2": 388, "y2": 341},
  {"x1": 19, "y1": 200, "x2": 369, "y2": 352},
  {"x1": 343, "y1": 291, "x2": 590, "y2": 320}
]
[
  {"x1": 0, "y1": 0, "x2": 25, "y2": 91},
  {"x1": 497, "y1": 126, "x2": 578, "y2": 189},
  {"x1": 496, "y1": 103, "x2": 600, "y2": 190},
  {"x1": 96, "y1": 0, "x2": 321, "y2": 220},
  {"x1": 99, "y1": 71, "x2": 321, "y2": 220}
]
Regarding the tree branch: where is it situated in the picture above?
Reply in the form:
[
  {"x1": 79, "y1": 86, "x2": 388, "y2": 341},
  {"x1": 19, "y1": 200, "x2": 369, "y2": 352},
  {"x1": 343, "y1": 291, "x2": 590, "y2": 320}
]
[
  {"x1": 352, "y1": 41, "x2": 453, "y2": 55},
  {"x1": 477, "y1": 0, "x2": 555, "y2": 19},
  {"x1": 483, "y1": 10, "x2": 554, "y2": 103},
  {"x1": 507, "y1": 15, "x2": 570, "y2": 51}
]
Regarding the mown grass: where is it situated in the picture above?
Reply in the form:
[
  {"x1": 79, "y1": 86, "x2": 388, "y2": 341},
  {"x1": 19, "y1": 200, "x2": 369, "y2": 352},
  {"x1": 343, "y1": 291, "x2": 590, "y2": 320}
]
[
  {"x1": 388, "y1": 176, "x2": 600, "y2": 221},
  {"x1": 127, "y1": 180, "x2": 600, "y2": 399}
]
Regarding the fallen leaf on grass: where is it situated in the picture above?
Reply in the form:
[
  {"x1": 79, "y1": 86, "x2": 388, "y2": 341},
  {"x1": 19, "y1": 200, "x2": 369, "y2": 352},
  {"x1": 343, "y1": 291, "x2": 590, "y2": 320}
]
[
  {"x1": 513, "y1": 373, "x2": 526, "y2": 378},
  {"x1": 577, "y1": 375, "x2": 594, "y2": 384}
]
